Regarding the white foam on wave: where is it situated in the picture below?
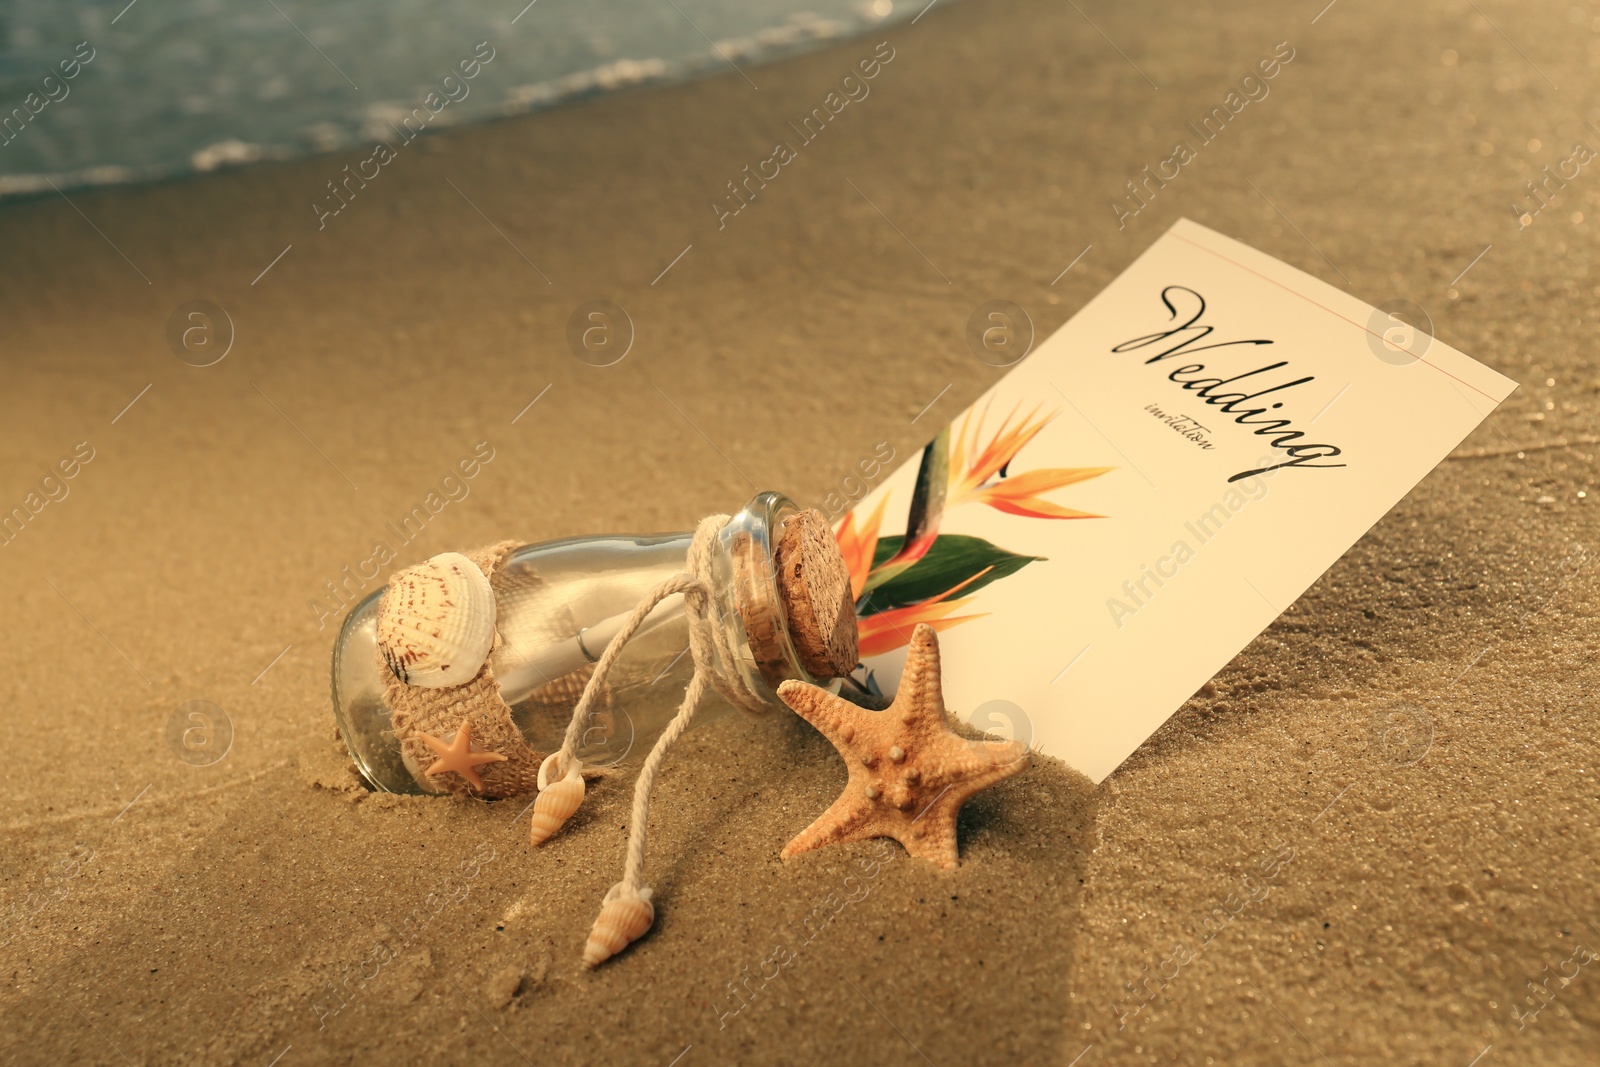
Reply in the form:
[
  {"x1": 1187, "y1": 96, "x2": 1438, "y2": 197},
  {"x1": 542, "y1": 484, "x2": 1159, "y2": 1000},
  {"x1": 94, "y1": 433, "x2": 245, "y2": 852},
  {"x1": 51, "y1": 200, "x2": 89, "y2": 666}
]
[{"x1": 0, "y1": 3, "x2": 910, "y2": 200}]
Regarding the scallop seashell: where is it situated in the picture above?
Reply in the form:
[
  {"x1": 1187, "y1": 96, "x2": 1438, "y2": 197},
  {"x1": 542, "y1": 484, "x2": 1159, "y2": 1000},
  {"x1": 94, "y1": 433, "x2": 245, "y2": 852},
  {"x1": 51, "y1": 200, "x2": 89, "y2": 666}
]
[
  {"x1": 583, "y1": 885, "x2": 654, "y2": 968},
  {"x1": 377, "y1": 552, "x2": 497, "y2": 689},
  {"x1": 529, "y1": 775, "x2": 585, "y2": 846}
]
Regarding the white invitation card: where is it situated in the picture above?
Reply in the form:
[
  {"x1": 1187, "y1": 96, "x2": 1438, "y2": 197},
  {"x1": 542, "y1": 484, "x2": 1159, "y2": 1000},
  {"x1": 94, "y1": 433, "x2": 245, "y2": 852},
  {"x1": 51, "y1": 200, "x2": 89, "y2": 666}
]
[{"x1": 838, "y1": 218, "x2": 1517, "y2": 782}]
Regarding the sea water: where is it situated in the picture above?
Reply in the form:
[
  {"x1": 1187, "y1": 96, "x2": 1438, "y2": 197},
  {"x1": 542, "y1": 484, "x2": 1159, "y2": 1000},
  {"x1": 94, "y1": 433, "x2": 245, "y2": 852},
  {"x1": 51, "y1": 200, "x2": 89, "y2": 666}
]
[{"x1": 0, "y1": 0, "x2": 914, "y2": 197}]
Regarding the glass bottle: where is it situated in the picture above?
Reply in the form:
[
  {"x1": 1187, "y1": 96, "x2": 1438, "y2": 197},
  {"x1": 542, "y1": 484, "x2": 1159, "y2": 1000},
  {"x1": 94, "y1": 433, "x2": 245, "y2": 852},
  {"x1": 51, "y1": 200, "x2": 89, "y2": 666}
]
[{"x1": 331, "y1": 491, "x2": 848, "y2": 794}]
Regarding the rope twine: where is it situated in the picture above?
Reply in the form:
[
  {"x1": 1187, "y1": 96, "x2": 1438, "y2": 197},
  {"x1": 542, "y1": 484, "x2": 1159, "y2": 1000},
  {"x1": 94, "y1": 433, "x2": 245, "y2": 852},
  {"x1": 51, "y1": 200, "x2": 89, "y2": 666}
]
[{"x1": 540, "y1": 514, "x2": 769, "y2": 962}]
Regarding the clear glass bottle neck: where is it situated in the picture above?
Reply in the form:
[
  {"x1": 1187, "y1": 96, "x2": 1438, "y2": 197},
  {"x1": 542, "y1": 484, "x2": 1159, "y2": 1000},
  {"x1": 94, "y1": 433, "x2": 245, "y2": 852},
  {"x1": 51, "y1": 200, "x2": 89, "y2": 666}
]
[{"x1": 707, "y1": 491, "x2": 819, "y2": 704}]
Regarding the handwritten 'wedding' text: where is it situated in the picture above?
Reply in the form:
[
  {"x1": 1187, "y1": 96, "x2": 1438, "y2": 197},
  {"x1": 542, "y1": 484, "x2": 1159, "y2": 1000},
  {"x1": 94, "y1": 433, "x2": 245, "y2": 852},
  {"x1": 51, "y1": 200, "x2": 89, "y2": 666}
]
[{"x1": 1115, "y1": 285, "x2": 1345, "y2": 482}]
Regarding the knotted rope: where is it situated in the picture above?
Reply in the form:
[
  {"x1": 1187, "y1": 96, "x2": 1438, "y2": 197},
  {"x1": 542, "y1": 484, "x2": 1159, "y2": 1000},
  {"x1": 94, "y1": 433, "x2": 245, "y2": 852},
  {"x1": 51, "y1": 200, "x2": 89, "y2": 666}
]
[{"x1": 532, "y1": 514, "x2": 770, "y2": 966}]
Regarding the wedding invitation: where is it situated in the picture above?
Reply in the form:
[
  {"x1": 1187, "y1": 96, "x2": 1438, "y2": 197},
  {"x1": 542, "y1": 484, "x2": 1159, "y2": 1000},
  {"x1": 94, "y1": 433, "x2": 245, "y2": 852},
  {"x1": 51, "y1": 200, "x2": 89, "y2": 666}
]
[{"x1": 839, "y1": 218, "x2": 1517, "y2": 782}]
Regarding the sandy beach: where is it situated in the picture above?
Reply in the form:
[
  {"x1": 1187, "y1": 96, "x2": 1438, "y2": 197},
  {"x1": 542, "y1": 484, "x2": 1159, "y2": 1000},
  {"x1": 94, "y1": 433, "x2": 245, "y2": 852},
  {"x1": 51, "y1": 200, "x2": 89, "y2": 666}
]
[{"x1": 2, "y1": 0, "x2": 1597, "y2": 1062}]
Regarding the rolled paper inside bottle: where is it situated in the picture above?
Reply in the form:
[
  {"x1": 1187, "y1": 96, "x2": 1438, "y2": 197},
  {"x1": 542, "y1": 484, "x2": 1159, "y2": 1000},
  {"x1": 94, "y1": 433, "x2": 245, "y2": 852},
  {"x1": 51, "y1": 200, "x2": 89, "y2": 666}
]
[
  {"x1": 492, "y1": 597, "x2": 681, "y2": 706},
  {"x1": 332, "y1": 492, "x2": 857, "y2": 794}
]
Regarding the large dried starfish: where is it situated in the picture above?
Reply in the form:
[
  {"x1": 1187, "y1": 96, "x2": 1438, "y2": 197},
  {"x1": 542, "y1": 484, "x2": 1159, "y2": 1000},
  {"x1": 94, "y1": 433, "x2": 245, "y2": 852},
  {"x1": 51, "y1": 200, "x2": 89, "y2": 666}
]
[{"x1": 778, "y1": 623, "x2": 1029, "y2": 869}]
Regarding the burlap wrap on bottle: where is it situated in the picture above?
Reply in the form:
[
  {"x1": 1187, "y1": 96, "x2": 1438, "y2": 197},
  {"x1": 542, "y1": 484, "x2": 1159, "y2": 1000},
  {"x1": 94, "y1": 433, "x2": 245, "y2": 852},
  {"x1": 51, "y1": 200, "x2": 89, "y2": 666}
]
[{"x1": 378, "y1": 540, "x2": 568, "y2": 800}]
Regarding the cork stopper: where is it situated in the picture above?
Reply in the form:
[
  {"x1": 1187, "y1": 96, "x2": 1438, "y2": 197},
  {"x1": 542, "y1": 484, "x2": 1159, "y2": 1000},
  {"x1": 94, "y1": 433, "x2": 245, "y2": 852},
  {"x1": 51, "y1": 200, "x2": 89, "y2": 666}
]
[{"x1": 774, "y1": 508, "x2": 860, "y2": 680}]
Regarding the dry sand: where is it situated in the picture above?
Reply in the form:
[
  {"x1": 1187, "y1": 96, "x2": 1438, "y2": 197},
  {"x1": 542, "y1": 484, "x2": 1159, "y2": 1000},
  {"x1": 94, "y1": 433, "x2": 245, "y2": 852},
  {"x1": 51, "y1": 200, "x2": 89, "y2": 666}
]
[{"x1": 2, "y1": 0, "x2": 1597, "y2": 1063}]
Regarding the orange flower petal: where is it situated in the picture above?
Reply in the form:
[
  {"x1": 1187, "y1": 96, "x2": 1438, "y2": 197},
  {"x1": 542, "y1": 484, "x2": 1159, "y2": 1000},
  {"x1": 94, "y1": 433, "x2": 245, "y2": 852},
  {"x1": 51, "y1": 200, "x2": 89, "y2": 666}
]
[
  {"x1": 991, "y1": 466, "x2": 1115, "y2": 493},
  {"x1": 864, "y1": 529, "x2": 937, "y2": 594},
  {"x1": 835, "y1": 493, "x2": 890, "y2": 601},
  {"x1": 970, "y1": 491, "x2": 1103, "y2": 519},
  {"x1": 948, "y1": 401, "x2": 1059, "y2": 504},
  {"x1": 858, "y1": 599, "x2": 986, "y2": 658},
  {"x1": 967, "y1": 466, "x2": 1112, "y2": 518},
  {"x1": 857, "y1": 564, "x2": 995, "y2": 653}
]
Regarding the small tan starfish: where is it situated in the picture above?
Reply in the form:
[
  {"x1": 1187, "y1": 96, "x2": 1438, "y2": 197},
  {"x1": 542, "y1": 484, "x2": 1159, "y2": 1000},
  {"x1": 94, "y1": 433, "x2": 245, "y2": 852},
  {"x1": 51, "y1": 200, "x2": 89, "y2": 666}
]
[
  {"x1": 417, "y1": 719, "x2": 507, "y2": 792},
  {"x1": 778, "y1": 623, "x2": 1029, "y2": 870}
]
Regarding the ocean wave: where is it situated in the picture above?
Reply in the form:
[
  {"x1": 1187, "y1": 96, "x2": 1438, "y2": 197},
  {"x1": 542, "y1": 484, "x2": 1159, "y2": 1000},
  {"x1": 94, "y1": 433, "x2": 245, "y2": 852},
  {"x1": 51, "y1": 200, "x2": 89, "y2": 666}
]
[{"x1": 0, "y1": 2, "x2": 915, "y2": 200}]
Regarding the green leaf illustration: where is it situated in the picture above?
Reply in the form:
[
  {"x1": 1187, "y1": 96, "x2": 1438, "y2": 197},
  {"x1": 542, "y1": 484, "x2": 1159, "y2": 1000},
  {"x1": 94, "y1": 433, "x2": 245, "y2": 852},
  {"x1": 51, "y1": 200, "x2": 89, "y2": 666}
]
[{"x1": 859, "y1": 533, "x2": 1043, "y2": 616}]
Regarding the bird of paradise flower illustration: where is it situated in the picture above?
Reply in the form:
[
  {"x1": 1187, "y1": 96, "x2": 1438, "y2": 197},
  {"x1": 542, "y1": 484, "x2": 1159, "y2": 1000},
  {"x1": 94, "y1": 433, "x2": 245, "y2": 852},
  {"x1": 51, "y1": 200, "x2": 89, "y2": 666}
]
[{"x1": 835, "y1": 401, "x2": 1112, "y2": 683}]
